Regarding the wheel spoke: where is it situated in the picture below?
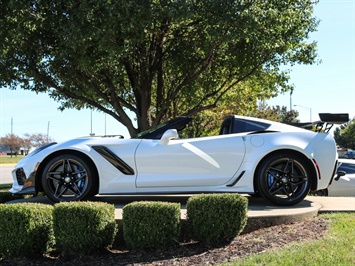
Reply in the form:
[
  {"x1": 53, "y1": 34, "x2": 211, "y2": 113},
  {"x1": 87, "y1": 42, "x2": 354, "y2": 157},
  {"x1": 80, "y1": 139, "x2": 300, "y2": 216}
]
[
  {"x1": 60, "y1": 159, "x2": 71, "y2": 174},
  {"x1": 73, "y1": 170, "x2": 87, "y2": 181},
  {"x1": 283, "y1": 185, "x2": 296, "y2": 199},
  {"x1": 291, "y1": 178, "x2": 307, "y2": 186},
  {"x1": 269, "y1": 185, "x2": 284, "y2": 195},
  {"x1": 69, "y1": 183, "x2": 82, "y2": 195},
  {"x1": 54, "y1": 183, "x2": 68, "y2": 198},
  {"x1": 269, "y1": 166, "x2": 285, "y2": 175},
  {"x1": 283, "y1": 159, "x2": 291, "y2": 173},
  {"x1": 47, "y1": 171, "x2": 63, "y2": 181}
]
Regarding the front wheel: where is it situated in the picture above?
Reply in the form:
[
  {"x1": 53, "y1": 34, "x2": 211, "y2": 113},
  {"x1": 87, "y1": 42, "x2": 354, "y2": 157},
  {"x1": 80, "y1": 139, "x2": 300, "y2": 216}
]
[
  {"x1": 256, "y1": 153, "x2": 312, "y2": 206},
  {"x1": 41, "y1": 154, "x2": 97, "y2": 202}
]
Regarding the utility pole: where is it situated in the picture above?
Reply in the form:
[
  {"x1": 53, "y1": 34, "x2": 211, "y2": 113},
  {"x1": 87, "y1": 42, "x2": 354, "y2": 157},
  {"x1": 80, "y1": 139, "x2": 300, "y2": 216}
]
[
  {"x1": 47, "y1": 121, "x2": 50, "y2": 143},
  {"x1": 90, "y1": 110, "x2": 95, "y2": 136}
]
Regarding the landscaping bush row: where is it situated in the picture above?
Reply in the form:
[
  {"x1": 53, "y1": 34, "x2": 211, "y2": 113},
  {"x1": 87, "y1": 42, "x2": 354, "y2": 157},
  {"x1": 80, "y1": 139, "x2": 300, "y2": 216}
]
[
  {"x1": 0, "y1": 193, "x2": 248, "y2": 259},
  {"x1": 0, "y1": 201, "x2": 117, "y2": 258},
  {"x1": 0, "y1": 187, "x2": 26, "y2": 203},
  {"x1": 0, "y1": 185, "x2": 45, "y2": 203}
]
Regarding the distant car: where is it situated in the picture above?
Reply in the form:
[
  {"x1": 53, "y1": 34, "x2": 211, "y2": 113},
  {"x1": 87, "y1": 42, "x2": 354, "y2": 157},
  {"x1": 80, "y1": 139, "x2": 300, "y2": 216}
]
[
  {"x1": 10, "y1": 113, "x2": 348, "y2": 206},
  {"x1": 344, "y1": 151, "x2": 355, "y2": 159},
  {"x1": 328, "y1": 159, "x2": 355, "y2": 196}
]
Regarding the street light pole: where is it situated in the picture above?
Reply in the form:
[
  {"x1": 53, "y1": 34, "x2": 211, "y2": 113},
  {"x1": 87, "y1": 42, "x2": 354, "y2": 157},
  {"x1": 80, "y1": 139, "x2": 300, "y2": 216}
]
[
  {"x1": 290, "y1": 89, "x2": 293, "y2": 111},
  {"x1": 90, "y1": 110, "x2": 95, "y2": 136},
  {"x1": 294, "y1": 104, "x2": 312, "y2": 122}
]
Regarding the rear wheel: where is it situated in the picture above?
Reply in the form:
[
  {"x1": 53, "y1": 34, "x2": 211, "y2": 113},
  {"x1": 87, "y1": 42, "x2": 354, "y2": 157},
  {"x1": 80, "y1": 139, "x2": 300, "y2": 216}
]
[
  {"x1": 256, "y1": 153, "x2": 311, "y2": 206},
  {"x1": 41, "y1": 154, "x2": 97, "y2": 202}
]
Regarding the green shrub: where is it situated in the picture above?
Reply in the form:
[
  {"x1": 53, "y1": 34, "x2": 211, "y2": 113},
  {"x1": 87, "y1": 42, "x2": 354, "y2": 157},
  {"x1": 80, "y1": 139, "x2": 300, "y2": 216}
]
[
  {"x1": 123, "y1": 201, "x2": 180, "y2": 249},
  {"x1": 0, "y1": 203, "x2": 54, "y2": 258},
  {"x1": 0, "y1": 190, "x2": 25, "y2": 203},
  {"x1": 53, "y1": 201, "x2": 117, "y2": 254},
  {"x1": 186, "y1": 193, "x2": 248, "y2": 243},
  {"x1": 0, "y1": 183, "x2": 12, "y2": 189}
]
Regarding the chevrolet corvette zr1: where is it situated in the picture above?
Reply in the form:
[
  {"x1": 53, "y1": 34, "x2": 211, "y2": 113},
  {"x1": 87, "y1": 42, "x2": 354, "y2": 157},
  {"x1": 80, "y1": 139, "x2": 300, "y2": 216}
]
[{"x1": 10, "y1": 113, "x2": 349, "y2": 206}]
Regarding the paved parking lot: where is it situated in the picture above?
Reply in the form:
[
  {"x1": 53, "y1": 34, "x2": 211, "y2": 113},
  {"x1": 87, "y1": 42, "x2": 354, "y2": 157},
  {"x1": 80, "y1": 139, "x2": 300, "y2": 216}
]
[{"x1": 0, "y1": 165, "x2": 14, "y2": 184}]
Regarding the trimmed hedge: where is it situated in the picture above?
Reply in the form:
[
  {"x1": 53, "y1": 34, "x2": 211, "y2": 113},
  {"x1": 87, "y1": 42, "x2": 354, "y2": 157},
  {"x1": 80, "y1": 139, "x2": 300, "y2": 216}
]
[
  {"x1": 0, "y1": 190, "x2": 25, "y2": 203},
  {"x1": 123, "y1": 201, "x2": 180, "y2": 249},
  {"x1": 53, "y1": 201, "x2": 117, "y2": 254},
  {"x1": 0, "y1": 194, "x2": 248, "y2": 257},
  {"x1": 186, "y1": 193, "x2": 248, "y2": 243},
  {"x1": 0, "y1": 203, "x2": 54, "y2": 258},
  {"x1": 0, "y1": 184, "x2": 41, "y2": 203}
]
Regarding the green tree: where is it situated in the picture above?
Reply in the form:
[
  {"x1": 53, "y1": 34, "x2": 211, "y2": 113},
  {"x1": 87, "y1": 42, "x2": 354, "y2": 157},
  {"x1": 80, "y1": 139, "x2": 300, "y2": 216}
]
[
  {"x1": 334, "y1": 119, "x2": 355, "y2": 149},
  {"x1": 181, "y1": 99, "x2": 300, "y2": 138},
  {"x1": 23, "y1": 133, "x2": 55, "y2": 149},
  {"x1": 253, "y1": 101, "x2": 300, "y2": 123},
  {"x1": 0, "y1": 0, "x2": 319, "y2": 137}
]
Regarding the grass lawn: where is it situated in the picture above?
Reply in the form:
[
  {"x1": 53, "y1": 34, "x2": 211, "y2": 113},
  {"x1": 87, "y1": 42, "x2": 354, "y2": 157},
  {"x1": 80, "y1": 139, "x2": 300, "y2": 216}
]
[
  {"x1": 224, "y1": 213, "x2": 355, "y2": 266},
  {"x1": 0, "y1": 155, "x2": 24, "y2": 164}
]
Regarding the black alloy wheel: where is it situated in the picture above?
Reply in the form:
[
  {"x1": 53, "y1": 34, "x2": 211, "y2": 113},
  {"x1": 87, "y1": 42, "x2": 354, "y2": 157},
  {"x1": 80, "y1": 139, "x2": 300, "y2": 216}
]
[
  {"x1": 41, "y1": 154, "x2": 96, "y2": 202},
  {"x1": 256, "y1": 153, "x2": 311, "y2": 206}
]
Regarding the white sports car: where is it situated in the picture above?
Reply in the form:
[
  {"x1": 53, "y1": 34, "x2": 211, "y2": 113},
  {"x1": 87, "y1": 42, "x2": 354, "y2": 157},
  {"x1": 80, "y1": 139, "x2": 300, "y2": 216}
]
[{"x1": 10, "y1": 113, "x2": 348, "y2": 206}]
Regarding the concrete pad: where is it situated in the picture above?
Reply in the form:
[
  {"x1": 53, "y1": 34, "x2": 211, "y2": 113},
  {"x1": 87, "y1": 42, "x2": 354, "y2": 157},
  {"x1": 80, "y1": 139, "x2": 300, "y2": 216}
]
[{"x1": 306, "y1": 196, "x2": 355, "y2": 213}]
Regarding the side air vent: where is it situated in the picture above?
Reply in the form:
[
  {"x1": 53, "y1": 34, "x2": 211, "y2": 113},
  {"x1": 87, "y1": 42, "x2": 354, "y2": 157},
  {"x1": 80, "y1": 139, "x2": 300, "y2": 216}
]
[{"x1": 92, "y1": 146, "x2": 135, "y2": 175}]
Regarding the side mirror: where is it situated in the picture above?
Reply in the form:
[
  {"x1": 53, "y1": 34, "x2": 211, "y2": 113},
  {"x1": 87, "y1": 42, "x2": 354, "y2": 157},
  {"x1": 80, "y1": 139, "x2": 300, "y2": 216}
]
[
  {"x1": 159, "y1": 129, "x2": 178, "y2": 145},
  {"x1": 334, "y1": 171, "x2": 346, "y2": 181}
]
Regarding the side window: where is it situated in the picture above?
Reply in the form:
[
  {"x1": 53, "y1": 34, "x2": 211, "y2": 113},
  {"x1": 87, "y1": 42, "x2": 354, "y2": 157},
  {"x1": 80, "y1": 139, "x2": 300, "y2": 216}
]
[
  {"x1": 219, "y1": 118, "x2": 232, "y2": 135},
  {"x1": 338, "y1": 163, "x2": 355, "y2": 174},
  {"x1": 232, "y1": 119, "x2": 270, "y2": 133}
]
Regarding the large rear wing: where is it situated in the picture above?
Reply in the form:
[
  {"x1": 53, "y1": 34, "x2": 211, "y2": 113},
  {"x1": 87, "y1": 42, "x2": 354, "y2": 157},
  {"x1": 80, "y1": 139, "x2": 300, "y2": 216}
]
[
  {"x1": 289, "y1": 113, "x2": 349, "y2": 132},
  {"x1": 315, "y1": 113, "x2": 349, "y2": 132}
]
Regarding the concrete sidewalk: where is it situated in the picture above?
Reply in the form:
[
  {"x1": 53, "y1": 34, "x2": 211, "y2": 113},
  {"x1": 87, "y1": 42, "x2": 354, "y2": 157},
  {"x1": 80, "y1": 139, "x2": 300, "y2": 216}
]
[
  {"x1": 243, "y1": 195, "x2": 355, "y2": 232},
  {"x1": 306, "y1": 195, "x2": 355, "y2": 213}
]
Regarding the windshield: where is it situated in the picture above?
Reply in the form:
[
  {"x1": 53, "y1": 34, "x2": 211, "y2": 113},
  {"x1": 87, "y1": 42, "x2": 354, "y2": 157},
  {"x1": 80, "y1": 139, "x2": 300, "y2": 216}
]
[
  {"x1": 133, "y1": 117, "x2": 193, "y2": 140},
  {"x1": 135, "y1": 121, "x2": 169, "y2": 139}
]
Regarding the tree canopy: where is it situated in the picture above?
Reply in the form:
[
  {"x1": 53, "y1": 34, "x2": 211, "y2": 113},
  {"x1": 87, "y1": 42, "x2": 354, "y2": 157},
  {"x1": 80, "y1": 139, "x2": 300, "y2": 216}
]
[
  {"x1": 334, "y1": 118, "x2": 355, "y2": 150},
  {"x1": 0, "y1": 133, "x2": 54, "y2": 156},
  {"x1": 0, "y1": 0, "x2": 319, "y2": 137}
]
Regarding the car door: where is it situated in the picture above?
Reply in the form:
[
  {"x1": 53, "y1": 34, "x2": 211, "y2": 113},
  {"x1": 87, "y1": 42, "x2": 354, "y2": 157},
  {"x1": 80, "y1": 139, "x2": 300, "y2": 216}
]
[{"x1": 135, "y1": 131, "x2": 245, "y2": 188}]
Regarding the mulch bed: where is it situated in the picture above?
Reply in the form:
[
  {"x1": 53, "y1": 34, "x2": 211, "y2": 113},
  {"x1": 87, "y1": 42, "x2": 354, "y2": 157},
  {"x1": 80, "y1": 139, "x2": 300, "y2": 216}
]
[{"x1": 0, "y1": 217, "x2": 328, "y2": 265}]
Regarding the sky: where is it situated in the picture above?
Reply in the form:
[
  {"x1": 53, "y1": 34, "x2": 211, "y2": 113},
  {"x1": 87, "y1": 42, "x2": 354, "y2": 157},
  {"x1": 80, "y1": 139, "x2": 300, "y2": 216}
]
[{"x1": 1, "y1": 0, "x2": 354, "y2": 142}]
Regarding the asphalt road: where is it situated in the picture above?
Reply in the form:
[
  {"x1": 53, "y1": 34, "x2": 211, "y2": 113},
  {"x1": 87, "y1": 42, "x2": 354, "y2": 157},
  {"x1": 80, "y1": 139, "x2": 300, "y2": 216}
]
[{"x1": 0, "y1": 165, "x2": 14, "y2": 184}]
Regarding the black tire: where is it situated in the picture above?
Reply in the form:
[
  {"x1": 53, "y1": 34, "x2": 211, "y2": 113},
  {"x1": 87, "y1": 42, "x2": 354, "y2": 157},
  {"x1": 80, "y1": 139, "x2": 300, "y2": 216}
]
[
  {"x1": 256, "y1": 153, "x2": 311, "y2": 206},
  {"x1": 41, "y1": 154, "x2": 97, "y2": 202}
]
